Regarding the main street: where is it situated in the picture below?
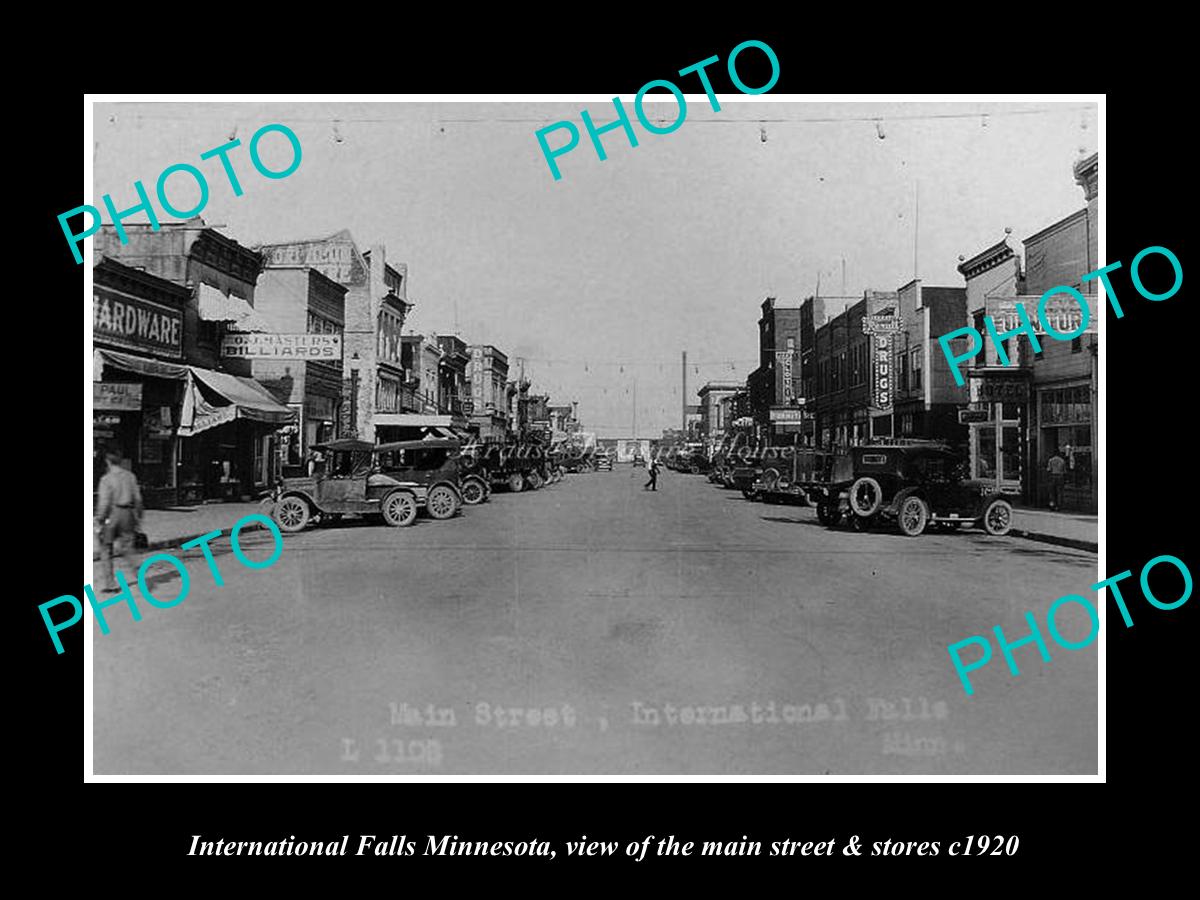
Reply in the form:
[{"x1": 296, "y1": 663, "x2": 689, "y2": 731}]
[{"x1": 94, "y1": 467, "x2": 1098, "y2": 775}]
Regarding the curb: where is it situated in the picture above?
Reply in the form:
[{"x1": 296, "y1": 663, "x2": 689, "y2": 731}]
[
  {"x1": 1010, "y1": 528, "x2": 1097, "y2": 553},
  {"x1": 92, "y1": 518, "x2": 275, "y2": 561}
]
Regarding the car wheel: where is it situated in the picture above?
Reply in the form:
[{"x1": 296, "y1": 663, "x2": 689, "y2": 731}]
[
  {"x1": 273, "y1": 496, "x2": 310, "y2": 532},
  {"x1": 427, "y1": 484, "x2": 459, "y2": 519},
  {"x1": 741, "y1": 488, "x2": 761, "y2": 501},
  {"x1": 849, "y1": 476, "x2": 884, "y2": 517},
  {"x1": 381, "y1": 491, "x2": 418, "y2": 527},
  {"x1": 460, "y1": 477, "x2": 487, "y2": 505},
  {"x1": 526, "y1": 471, "x2": 543, "y2": 490},
  {"x1": 762, "y1": 467, "x2": 781, "y2": 491},
  {"x1": 981, "y1": 498, "x2": 1014, "y2": 536},
  {"x1": 898, "y1": 495, "x2": 929, "y2": 537},
  {"x1": 507, "y1": 472, "x2": 525, "y2": 493}
]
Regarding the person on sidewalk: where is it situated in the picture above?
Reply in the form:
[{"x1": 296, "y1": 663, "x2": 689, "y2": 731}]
[
  {"x1": 1046, "y1": 448, "x2": 1067, "y2": 511},
  {"x1": 96, "y1": 450, "x2": 144, "y2": 592},
  {"x1": 644, "y1": 458, "x2": 660, "y2": 491}
]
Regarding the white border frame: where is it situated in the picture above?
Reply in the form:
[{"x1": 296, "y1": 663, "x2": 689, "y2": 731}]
[{"x1": 83, "y1": 93, "x2": 1105, "y2": 783}]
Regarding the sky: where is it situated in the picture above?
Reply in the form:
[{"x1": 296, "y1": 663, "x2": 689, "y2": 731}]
[{"x1": 92, "y1": 99, "x2": 1098, "y2": 437}]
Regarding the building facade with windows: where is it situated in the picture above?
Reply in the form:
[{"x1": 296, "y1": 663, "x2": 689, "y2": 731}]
[
  {"x1": 251, "y1": 264, "x2": 347, "y2": 471},
  {"x1": 697, "y1": 381, "x2": 743, "y2": 443},
  {"x1": 890, "y1": 281, "x2": 968, "y2": 445},
  {"x1": 256, "y1": 233, "x2": 412, "y2": 445},
  {"x1": 96, "y1": 221, "x2": 296, "y2": 502},
  {"x1": 811, "y1": 290, "x2": 899, "y2": 447},
  {"x1": 467, "y1": 345, "x2": 510, "y2": 442}
]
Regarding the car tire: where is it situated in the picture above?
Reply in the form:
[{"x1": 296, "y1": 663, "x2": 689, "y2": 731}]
[
  {"x1": 898, "y1": 495, "x2": 929, "y2": 537},
  {"x1": 849, "y1": 476, "x2": 884, "y2": 517},
  {"x1": 460, "y1": 477, "x2": 487, "y2": 505},
  {"x1": 762, "y1": 468, "x2": 781, "y2": 491},
  {"x1": 741, "y1": 488, "x2": 760, "y2": 501},
  {"x1": 381, "y1": 491, "x2": 418, "y2": 527},
  {"x1": 427, "y1": 484, "x2": 460, "y2": 519},
  {"x1": 273, "y1": 496, "x2": 310, "y2": 533},
  {"x1": 526, "y1": 471, "x2": 543, "y2": 490},
  {"x1": 981, "y1": 498, "x2": 1014, "y2": 536},
  {"x1": 507, "y1": 472, "x2": 525, "y2": 493}
]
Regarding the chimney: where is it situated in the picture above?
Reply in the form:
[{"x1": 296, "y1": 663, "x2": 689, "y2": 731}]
[{"x1": 369, "y1": 243, "x2": 386, "y2": 316}]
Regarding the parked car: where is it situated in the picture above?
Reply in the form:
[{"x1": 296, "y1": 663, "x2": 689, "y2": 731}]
[
  {"x1": 632, "y1": 452, "x2": 646, "y2": 467},
  {"x1": 270, "y1": 439, "x2": 426, "y2": 531},
  {"x1": 823, "y1": 444, "x2": 1014, "y2": 536},
  {"x1": 375, "y1": 439, "x2": 466, "y2": 518},
  {"x1": 732, "y1": 464, "x2": 763, "y2": 500},
  {"x1": 596, "y1": 450, "x2": 613, "y2": 471}
]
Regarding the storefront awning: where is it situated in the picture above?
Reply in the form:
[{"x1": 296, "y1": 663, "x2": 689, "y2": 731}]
[
  {"x1": 373, "y1": 413, "x2": 453, "y2": 429},
  {"x1": 197, "y1": 283, "x2": 274, "y2": 333},
  {"x1": 94, "y1": 348, "x2": 189, "y2": 381},
  {"x1": 178, "y1": 366, "x2": 296, "y2": 437}
]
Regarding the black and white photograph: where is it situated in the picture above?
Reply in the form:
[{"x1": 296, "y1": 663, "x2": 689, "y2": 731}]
[{"x1": 84, "y1": 96, "x2": 1102, "y2": 777}]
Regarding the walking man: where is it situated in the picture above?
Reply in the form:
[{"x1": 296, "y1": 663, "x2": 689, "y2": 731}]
[
  {"x1": 644, "y1": 457, "x2": 660, "y2": 491},
  {"x1": 1046, "y1": 447, "x2": 1067, "y2": 511},
  {"x1": 96, "y1": 451, "x2": 144, "y2": 592}
]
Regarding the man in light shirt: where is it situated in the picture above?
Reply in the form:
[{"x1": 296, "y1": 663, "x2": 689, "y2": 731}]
[
  {"x1": 96, "y1": 451, "x2": 144, "y2": 592},
  {"x1": 1046, "y1": 448, "x2": 1067, "y2": 511}
]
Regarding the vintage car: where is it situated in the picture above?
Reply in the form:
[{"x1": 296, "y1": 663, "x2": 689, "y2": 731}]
[
  {"x1": 631, "y1": 451, "x2": 646, "y2": 468},
  {"x1": 595, "y1": 450, "x2": 614, "y2": 471},
  {"x1": 751, "y1": 447, "x2": 831, "y2": 506},
  {"x1": 732, "y1": 464, "x2": 764, "y2": 499},
  {"x1": 374, "y1": 439, "x2": 467, "y2": 517},
  {"x1": 270, "y1": 439, "x2": 427, "y2": 532},
  {"x1": 462, "y1": 440, "x2": 549, "y2": 492},
  {"x1": 821, "y1": 444, "x2": 1014, "y2": 536}
]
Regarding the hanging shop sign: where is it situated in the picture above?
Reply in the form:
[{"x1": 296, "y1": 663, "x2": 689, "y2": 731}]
[
  {"x1": 970, "y1": 373, "x2": 1030, "y2": 403},
  {"x1": 958, "y1": 408, "x2": 991, "y2": 424},
  {"x1": 872, "y1": 333, "x2": 894, "y2": 410},
  {"x1": 769, "y1": 406, "x2": 805, "y2": 423},
  {"x1": 221, "y1": 333, "x2": 342, "y2": 360},
  {"x1": 777, "y1": 350, "x2": 795, "y2": 402},
  {"x1": 94, "y1": 382, "x2": 143, "y2": 411},
  {"x1": 862, "y1": 313, "x2": 904, "y2": 335},
  {"x1": 93, "y1": 289, "x2": 183, "y2": 358}
]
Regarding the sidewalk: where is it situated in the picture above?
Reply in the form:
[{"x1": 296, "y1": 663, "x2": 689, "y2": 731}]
[
  {"x1": 92, "y1": 501, "x2": 271, "y2": 560},
  {"x1": 1010, "y1": 505, "x2": 1098, "y2": 553}
]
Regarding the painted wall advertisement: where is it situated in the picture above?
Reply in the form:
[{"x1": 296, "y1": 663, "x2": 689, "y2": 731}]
[{"x1": 93, "y1": 289, "x2": 183, "y2": 358}]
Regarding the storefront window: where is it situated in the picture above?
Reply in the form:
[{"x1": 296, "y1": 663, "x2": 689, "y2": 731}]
[
  {"x1": 911, "y1": 349, "x2": 923, "y2": 390},
  {"x1": 1001, "y1": 425, "x2": 1021, "y2": 482}
]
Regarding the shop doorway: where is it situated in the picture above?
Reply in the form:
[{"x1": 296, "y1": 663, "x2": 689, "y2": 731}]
[{"x1": 970, "y1": 402, "x2": 1023, "y2": 496}]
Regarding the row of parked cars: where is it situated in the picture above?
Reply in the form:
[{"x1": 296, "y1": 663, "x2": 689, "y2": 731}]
[
  {"x1": 267, "y1": 437, "x2": 565, "y2": 532},
  {"x1": 704, "y1": 441, "x2": 1015, "y2": 538}
]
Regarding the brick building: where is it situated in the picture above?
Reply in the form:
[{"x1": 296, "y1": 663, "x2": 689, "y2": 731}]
[{"x1": 251, "y1": 264, "x2": 348, "y2": 470}]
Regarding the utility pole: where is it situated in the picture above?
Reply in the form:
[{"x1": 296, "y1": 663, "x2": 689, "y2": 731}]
[
  {"x1": 681, "y1": 350, "x2": 687, "y2": 434},
  {"x1": 913, "y1": 179, "x2": 920, "y2": 280},
  {"x1": 632, "y1": 378, "x2": 637, "y2": 441}
]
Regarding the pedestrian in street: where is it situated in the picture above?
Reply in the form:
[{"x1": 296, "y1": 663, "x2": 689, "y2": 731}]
[
  {"x1": 644, "y1": 457, "x2": 660, "y2": 491},
  {"x1": 1046, "y1": 448, "x2": 1067, "y2": 511},
  {"x1": 96, "y1": 450, "x2": 144, "y2": 593}
]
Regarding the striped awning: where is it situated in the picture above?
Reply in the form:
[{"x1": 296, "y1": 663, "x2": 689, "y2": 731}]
[
  {"x1": 178, "y1": 366, "x2": 295, "y2": 436},
  {"x1": 197, "y1": 283, "x2": 274, "y2": 333}
]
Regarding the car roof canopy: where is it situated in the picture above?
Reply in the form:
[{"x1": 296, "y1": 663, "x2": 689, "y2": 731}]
[
  {"x1": 375, "y1": 439, "x2": 460, "y2": 452},
  {"x1": 312, "y1": 439, "x2": 377, "y2": 454}
]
